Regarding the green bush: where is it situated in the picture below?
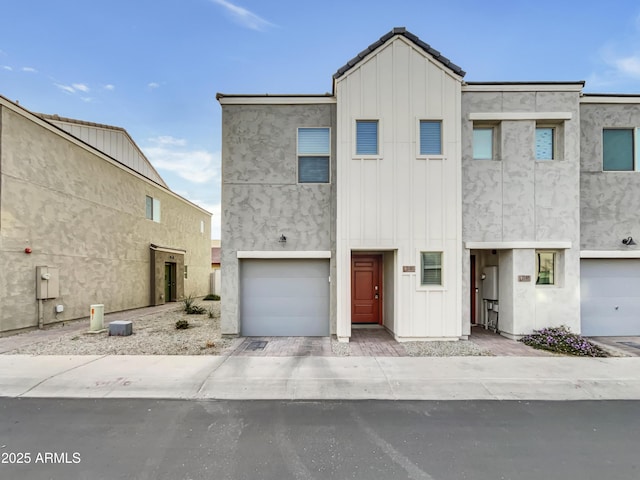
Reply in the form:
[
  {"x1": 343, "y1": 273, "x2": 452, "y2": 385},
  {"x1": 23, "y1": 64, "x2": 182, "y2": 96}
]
[
  {"x1": 520, "y1": 326, "x2": 607, "y2": 357},
  {"x1": 175, "y1": 319, "x2": 190, "y2": 330},
  {"x1": 203, "y1": 294, "x2": 220, "y2": 301},
  {"x1": 183, "y1": 295, "x2": 206, "y2": 314}
]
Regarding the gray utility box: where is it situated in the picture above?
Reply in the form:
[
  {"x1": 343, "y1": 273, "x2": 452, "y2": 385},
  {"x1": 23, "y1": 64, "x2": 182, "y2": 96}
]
[{"x1": 109, "y1": 320, "x2": 133, "y2": 336}]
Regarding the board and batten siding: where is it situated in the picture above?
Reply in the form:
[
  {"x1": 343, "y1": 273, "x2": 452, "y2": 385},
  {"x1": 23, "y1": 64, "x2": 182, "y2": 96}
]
[
  {"x1": 335, "y1": 36, "x2": 463, "y2": 340},
  {"x1": 46, "y1": 119, "x2": 167, "y2": 187}
]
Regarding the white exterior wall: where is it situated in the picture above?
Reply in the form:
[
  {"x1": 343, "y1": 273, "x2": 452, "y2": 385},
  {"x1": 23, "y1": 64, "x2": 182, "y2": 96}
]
[{"x1": 335, "y1": 37, "x2": 463, "y2": 340}]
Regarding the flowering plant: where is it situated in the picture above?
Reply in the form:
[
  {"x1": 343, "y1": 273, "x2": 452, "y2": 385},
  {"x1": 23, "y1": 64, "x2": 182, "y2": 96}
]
[{"x1": 520, "y1": 326, "x2": 607, "y2": 357}]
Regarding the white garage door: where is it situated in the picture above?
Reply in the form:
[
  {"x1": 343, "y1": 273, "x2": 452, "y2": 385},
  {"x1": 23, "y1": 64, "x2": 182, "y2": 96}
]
[
  {"x1": 581, "y1": 259, "x2": 640, "y2": 336},
  {"x1": 240, "y1": 259, "x2": 330, "y2": 336}
]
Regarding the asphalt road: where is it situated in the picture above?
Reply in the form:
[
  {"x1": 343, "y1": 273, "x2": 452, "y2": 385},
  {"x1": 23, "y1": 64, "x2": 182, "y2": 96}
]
[{"x1": 1, "y1": 399, "x2": 639, "y2": 480}]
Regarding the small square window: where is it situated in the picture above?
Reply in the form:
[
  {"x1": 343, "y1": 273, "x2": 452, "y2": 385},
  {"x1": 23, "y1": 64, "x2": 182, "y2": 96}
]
[
  {"x1": 420, "y1": 252, "x2": 442, "y2": 286},
  {"x1": 536, "y1": 252, "x2": 555, "y2": 285},
  {"x1": 356, "y1": 120, "x2": 378, "y2": 155},
  {"x1": 298, "y1": 127, "x2": 330, "y2": 183},
  {"x1": 420, "y1": 120, "x2": 442, "y2": 155},
  {"x1": 603, "y1": 128, "x2": 636, "y2": 171},
  {"x1": 473, "y1": 127, "x2": 494, "y2": 160},
  {"x1": 535, "y1": 127, "x2": 554, "y2": 160}
]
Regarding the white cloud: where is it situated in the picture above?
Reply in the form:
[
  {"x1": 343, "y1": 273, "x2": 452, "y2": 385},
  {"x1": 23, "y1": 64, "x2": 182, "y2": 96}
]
[
  {"x1": 22, "y1": 66, "x2": 37, "y2": 73},
  {"x1": 150, "y1": 135, "x2": 187, "y2": 147},
  {"x1": 148, "y1": 82, "x2": 160, "y2": 89},
  {"x1": 72, "y1": 83, "x2": 90, "y2": 92},
  {"x1": 613, "y1": 55, "x2": 640, "y2": 78},
  {"x1": 143, "y1": 138, "x2": 220, "y2": 185},
  {"x1": 211, "y1": 0, "x2": 274, "y2": 31},
  {"x1": 2, "y1": 65, "x2": 12, "y2": 71},
  {"x1": 104, "y1": 84, "x2": 115, "y2": 91},
  {"x1": 55, "y1": 83, "x2": 76, "y2": 94}
]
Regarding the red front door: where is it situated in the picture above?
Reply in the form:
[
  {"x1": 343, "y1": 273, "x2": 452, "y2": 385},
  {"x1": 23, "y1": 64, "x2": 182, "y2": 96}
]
[{"x1": 351, "y1": 254, "x2": 382, "y2": 324}]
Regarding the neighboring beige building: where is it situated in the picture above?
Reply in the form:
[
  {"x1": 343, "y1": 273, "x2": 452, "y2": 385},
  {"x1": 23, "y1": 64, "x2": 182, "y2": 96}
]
[{"x1": 0, "y1": 95, "x2": 212, "y2": 334}]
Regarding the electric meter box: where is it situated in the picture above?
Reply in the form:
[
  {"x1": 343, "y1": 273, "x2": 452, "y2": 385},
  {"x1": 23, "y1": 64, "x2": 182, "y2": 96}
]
[
  {"x1": 482, "y1": 266, "x2": 498, "y2": 301},
  {"x1": 36, "y1": 266, "x2": 60, "y2": 299}
]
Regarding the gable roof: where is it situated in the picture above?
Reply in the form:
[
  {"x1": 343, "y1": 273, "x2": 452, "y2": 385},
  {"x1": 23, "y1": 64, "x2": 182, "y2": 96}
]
[
  {"x1": 38, "y1": 113, "x2": 169, "y2": 188},
  {"x1": 333, "y1": 27, "x2": 466, "y2": 81}
]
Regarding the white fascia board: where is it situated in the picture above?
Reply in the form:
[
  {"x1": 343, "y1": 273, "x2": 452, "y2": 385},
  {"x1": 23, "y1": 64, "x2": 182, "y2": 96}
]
[
  {"x1": 581, "y1": 250, "x2": 640, "y2": 258},
  {"x1": 465, "y1": 241, "x2": 572, "y2": 250},
  {"x1": 580, "y1": 96, "x2": 640, "y2": 104},
  {"x1": 218, "y1": 96, "x2": 336, "y2": 105},
  {"x1": 468, "y1": 112, "x2": 572, "y2": 121},
  {"x1": 463, "y1": 84, "x2": 584, "y2": 92},
  {"x1": 237, "y1": 251, "x2": 332, "y2": 259}
]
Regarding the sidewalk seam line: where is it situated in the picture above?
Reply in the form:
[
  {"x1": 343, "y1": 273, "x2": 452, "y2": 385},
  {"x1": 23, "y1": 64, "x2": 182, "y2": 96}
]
[{"x1": 374, "y1": 356, "x2": 398, "y2": 400}]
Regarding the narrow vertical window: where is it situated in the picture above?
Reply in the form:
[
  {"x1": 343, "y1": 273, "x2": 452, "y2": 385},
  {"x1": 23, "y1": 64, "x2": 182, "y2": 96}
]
[
  {"x1": 145, "y1": 196, "x2": 153, "y2": 220},
  {"x1": 536, "y1": 252, "x2": 555, "y2": 285},
  {"x1": 535, "y1": 127, "x2": 554, "y2": 160},
  {"x1": 298, "y1": 127, "x2": 330, "y2": 183},
  {"x1": 420, "y1": 120, "x2": 442, "y2": 155},
  {"x1": 473, "y1": 127, "x2": 493, "y2": 160},
  {"x1": 356, "y1": 120, "x2": 378, "y2": 155}
]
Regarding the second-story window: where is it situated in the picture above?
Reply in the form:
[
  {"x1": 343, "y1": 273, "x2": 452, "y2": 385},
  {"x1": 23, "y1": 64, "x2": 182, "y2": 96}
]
[
  {"x1": 298, "y1": 127, "x2": 330, "y2": 183},
  {"x1": 356, "y1": 120, "x2": 379, "y2": 155},
  {"x1": 419, "y1": 120, "x2": 442, "y2": 155}
]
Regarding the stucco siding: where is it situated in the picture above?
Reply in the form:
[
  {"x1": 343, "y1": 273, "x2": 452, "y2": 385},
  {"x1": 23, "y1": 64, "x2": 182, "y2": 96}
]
[
  {"x1": 220, "y1": 103, "x2": 337, "y2": 335},
  {"x1": 580, "y1": 103, "x2": 640, "y2": 250},
  {"x1": 0, "y1": 105, "x2": 211, "y2": 333},
  {"x1": 462, "y1": 89, "x2": 581, "y2": 335}
]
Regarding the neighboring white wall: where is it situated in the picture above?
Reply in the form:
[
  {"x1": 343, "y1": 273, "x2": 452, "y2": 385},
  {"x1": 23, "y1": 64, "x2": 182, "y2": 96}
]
[{"x1": 335, "y1": 36, "x2": 463, "y2": 340}]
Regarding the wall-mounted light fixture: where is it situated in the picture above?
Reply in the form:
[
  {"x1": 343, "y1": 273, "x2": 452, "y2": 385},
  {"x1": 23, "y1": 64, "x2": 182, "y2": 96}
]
[
  {"x1": 279, "y1": 234, "x2": 287, "y2": 244},
  {"x1": 622, "y1": 236, "x2": 636, "y2": 246}
]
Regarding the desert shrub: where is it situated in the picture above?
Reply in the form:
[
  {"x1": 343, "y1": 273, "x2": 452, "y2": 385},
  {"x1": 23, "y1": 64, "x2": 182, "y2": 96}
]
[
  {"x1": 183, "y1": 295, "x2": 206, "y2": 314},
  {"x1": 203, "y1": 294, "x2": 220, "y2": 301},
  {"x1": 520, "y1": 326, "x2": 607, "y2": 357},
  {"x1": 175, "y1": 319, "x2": 190, "y2": 330}
]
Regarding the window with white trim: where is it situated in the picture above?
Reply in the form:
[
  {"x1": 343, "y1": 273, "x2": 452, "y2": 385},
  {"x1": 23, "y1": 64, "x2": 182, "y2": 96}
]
[
  {"x1": 298, "y1": 127, "x2": 330, "y2": 183},
  {"x1": 146, "y1": 195, "x2": 160, "y2": 223},
  {"x1": 356, "y1": 120, "x2": 378, "y2": 155},
  {"x1": 420, "y1": 252, "x2": 442, "y2": 286},
  {"x1": 419, "y1": 120, "x2": 442, "y2": 155},
  {"x1": 603, "y1": 128, "x2": 639, "y2": 171}
]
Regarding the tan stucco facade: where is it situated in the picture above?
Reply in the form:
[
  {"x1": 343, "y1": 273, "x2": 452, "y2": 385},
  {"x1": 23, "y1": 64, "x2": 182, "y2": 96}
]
[{"x1": 0, "y1": 99, "x2": 211, "y2": 334}]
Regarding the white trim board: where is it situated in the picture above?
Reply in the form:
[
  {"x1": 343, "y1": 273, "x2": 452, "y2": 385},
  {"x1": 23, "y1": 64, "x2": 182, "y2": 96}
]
[
  {"x1": 237, "y1": 251, "x2": 332, "y2": 259},
  {"x1": 581, "y1": 250, "x2": 640, "y2": 258},
  {"x1": 217, "y1": 96, "x2": 336, "y2": 105},
  {"x1": 465, "y1": 241, "x2": 572, "y2": 250}
]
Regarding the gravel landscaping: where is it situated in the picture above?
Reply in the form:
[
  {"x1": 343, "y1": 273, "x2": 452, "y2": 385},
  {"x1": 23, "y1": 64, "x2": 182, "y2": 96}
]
[{"x1": 4, "y1": 299, "x2": 491, "y2": 357}]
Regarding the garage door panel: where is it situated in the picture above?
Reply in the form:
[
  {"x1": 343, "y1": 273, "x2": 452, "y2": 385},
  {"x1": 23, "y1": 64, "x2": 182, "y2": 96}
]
[
  {"x1": 243, "y1": 297, "x2": 329, "y2": 317},
  {"x1": 242, "y1": 277, "x2": 327, "y2": 299},
  {"x1": 581, "y1": 259, "x2": 640, "y2": 336},
  {"x1": 241, "y1": 259, "x2": 330, "y2": 336}
]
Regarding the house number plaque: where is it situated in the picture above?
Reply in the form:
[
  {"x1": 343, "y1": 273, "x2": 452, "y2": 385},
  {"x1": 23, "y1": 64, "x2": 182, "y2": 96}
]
[
  {"x1": 403, "y1": 266, "x2": 416, "y2": 273},
  {"x1": 518, "y1": 275, "x2": 531, "y2": 282}
]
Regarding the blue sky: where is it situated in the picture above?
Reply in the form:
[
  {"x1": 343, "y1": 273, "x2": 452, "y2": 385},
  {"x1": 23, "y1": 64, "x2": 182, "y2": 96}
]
[{"x1": 2, "y1": 0, "x2": 640, "y2": 238}]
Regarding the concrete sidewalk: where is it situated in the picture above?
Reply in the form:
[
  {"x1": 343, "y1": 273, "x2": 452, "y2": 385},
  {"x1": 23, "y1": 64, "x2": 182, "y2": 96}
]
[{"x1": 1, "y1": 354, "x2": 639, "y2": 401}]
